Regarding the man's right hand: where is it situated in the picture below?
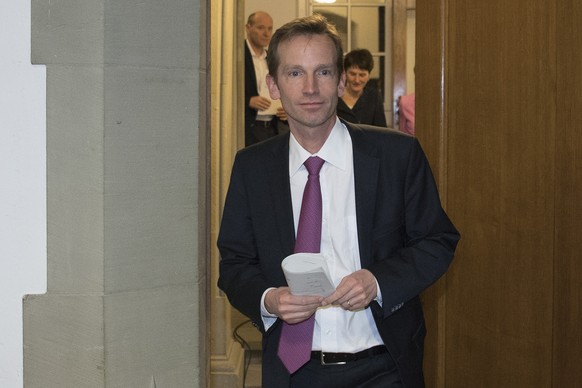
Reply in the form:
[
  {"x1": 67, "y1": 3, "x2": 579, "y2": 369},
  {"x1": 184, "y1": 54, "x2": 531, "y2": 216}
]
[
  {"x1": 249, "y1": 95, "x2": 272, "y2": 111},
  {"x1": 264, "y1": 287, "x2": 323, "y2": 324}
]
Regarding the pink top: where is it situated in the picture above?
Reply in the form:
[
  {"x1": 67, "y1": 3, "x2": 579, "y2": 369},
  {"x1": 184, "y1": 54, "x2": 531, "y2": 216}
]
[{"x1": 398, "y1": 93, "x2": 415, "y2": 136}]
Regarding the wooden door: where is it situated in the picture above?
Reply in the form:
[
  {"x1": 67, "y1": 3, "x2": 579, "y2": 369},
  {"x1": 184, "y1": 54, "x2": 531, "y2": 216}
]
[{"x1": 417, "y1": 0, "x2": 582, "y2": 386}]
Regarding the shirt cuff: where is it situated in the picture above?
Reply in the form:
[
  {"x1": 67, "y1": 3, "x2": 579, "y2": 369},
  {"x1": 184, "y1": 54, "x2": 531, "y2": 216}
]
[
  {"x1": 261, "y1": 287, "x2": 278, "y2": 330},
  {"x1": 374, "y1": 278, "x2": 383, "y2": 306}
]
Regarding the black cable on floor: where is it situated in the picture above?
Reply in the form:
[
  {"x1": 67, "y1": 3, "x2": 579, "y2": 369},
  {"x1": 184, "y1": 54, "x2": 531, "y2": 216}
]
[{"x1": 233, "y1": 319, "x2": 254, "y2": 387}]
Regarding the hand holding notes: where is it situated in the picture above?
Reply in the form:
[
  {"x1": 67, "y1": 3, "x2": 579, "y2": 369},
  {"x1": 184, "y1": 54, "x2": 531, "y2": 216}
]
[
  {"x1": 270, "y1": 253, "x2": 377, "y2": 320},
  {"x1": 281, "y1": 253, "x2": 335, "y2": 297}
]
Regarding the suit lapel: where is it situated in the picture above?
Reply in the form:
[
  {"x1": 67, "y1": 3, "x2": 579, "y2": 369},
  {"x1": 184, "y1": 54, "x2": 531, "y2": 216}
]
[
  {"x1": 348, "y1": 126, "x2": 380, "y2": 268},
  {"x1": 266, "y1": 135, "x2": 296, "y2": 256}
]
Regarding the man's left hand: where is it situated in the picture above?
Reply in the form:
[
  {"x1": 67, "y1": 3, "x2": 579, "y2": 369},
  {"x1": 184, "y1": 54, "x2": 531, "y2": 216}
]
[{"x1": 322, "y1": 269, "x2": 378, "y2": 311}]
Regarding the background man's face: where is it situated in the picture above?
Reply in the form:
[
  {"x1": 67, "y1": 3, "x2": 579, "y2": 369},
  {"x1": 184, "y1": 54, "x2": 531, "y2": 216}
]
[{"x1": 247, "y1": 13, "x2": 273, "y2": 49}]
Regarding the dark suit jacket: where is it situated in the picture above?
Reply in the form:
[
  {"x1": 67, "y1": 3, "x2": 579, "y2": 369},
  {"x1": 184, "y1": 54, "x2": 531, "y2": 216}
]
[
  {"x1": 244, "y1": 42, "x2": 259, "y2": 134},
  {"x1": 217, "y1": 121, "x2": 460, "y2": 388}
]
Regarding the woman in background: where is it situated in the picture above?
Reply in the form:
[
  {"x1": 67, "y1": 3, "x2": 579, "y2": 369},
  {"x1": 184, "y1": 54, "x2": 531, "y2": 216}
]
[
  {"x1": 398, "y1": 92, "x2": 415, "y2": 135},
  {"x1": 337, "y1": 48, "x2": 387, "y2": 127}
]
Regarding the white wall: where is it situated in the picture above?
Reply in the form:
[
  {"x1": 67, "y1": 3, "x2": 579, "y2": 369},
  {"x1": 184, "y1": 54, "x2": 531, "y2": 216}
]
[
  {"x1": 0, "y1": 1, "x2": 47, "y2": 387},
  {"x1": 244, "y1": 0, "x2": 300, "y2": 32}
]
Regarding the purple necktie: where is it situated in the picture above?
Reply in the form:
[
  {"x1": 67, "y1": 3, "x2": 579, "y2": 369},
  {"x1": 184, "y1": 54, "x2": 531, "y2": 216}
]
[{"x1": 278, "y1": 156, "x2": 325, "y2": 374}]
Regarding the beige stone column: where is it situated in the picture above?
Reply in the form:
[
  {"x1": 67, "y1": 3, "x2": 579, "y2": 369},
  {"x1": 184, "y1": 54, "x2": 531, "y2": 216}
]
[
  {"x1": 209, "y1": 0, "x2": 246, "y2": 387},
  {"x1": 24, "y1": 1, "x2": 207, "y2": 386}
]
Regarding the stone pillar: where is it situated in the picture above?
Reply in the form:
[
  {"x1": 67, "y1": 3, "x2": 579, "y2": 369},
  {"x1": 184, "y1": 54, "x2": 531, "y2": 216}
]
[
  {"x1": 209, "y1": 0, "x2": 246, "y2": 387},
  {"x1": 24, "y1": 1, "x2": 207, "y2": 386}
]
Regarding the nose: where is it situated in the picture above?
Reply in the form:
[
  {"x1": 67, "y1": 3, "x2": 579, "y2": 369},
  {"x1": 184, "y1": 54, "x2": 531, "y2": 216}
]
[{"x1": 303, "y1": 74, "x2": 319, "y2": 95}]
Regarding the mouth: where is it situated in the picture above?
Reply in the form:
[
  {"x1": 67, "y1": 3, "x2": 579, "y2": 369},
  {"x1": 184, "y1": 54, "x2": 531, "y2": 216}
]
[
  {"x1": 300, "y1": 101, "x2": 324, "y2": 111},
  {"x1": 302, "y1": 101, "x2": 322, "y2": 105}
]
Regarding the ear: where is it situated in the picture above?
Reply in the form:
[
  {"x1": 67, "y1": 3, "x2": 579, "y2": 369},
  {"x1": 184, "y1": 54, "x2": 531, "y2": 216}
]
[
  {"x1": 337, "y1": 71, "x2": 346, "y2": 98},
  {"x1": 266, "y1": 74, "x2": 281, "y2": 100}
]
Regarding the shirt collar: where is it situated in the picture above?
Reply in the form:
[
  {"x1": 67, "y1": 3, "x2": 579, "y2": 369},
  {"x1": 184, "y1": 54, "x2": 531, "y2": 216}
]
[
  {"x1": 246, "y1": 39, "x2": 267, "y2": 59},
  {"x1": 289, "y1": 118, "x2": 349, "y2": 176}
]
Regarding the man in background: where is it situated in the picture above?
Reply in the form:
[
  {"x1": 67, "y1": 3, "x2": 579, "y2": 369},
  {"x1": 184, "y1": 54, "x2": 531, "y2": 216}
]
[{"x1": 245, "y1": 11, "x2": 287, "y2": 146}]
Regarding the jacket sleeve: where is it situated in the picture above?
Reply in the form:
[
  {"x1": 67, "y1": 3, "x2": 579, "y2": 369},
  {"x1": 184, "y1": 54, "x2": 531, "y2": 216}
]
[
  {"x1": 368, "y1": 137, "x2": 459, "y2": 318},
  {"x1": 373, "y1": 88, "x2": 388, "y2": 127},
  {"x1": 216, "y1": 153, "x2": 271, "y2": 329}
]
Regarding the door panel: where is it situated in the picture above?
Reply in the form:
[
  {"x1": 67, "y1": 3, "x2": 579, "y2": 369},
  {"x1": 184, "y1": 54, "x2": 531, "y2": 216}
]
[{"x1": 418, "y1": 0, "x2": 581, "y2": 386}]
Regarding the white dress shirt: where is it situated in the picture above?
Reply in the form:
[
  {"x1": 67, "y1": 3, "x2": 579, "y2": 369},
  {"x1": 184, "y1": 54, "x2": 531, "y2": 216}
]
[
  {"x1": 246, "y1": 39, "x2": 273, "y2": 122},
  {"x1": 262, "y1": 118, "x2": 384, "y2": 353}
]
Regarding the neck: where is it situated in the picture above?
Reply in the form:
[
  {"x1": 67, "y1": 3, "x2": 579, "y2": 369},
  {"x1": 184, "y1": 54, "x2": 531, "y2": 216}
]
[
  {"x1": 344, "y1": 88, "x2": 362, "y2": 99},
  {"x1": 289, "y1": 118, "x2": 336, "y2": 154},
  {"x1": 248, "y1": 40, "x2": 264, "y2": 56}
]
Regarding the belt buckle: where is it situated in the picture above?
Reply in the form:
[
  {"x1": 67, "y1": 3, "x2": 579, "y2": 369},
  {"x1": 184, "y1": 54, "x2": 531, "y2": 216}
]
[{"x1": 320, "y1": 352, "x2": 347, "y2": 366}]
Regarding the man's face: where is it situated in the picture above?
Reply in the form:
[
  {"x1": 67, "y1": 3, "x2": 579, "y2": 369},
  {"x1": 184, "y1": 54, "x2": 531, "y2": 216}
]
[
  {"x1": 246, "y1": 13, "x2": 273, "y2": 49},
  {"x1": 267, "y1": 34, "x2": 345, "y2": 133}
]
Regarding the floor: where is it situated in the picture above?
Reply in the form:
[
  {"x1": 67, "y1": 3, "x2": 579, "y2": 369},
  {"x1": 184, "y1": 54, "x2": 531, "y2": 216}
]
[{"x1": 233, "y1": 317, "x2": 262, "y2": 388}]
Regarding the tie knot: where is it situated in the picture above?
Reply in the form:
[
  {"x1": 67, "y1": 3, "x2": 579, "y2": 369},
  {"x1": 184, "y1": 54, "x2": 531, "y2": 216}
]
[{"x1": 304, "y1": 156, "x2": 325, "y2": 176}]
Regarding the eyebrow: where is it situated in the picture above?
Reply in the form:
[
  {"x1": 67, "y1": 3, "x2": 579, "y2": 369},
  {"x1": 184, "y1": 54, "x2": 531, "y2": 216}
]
[{"x1": 281, "y1": 63, "x2": 335, "y2": 72}]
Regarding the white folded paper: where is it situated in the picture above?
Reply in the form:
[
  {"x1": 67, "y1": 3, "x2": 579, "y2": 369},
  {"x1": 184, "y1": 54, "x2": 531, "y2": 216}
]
[
  {"x1": 281, "y1": 253, "x2": 335, "y2": 297},
  {"x1": 257, "y1": 98, "x2": 282, "y2": 116}
]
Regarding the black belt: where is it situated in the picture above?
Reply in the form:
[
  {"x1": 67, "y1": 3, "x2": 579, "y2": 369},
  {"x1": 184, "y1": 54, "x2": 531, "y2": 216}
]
[
  {"x1": 311, "y1": 345, "x2": 388, "y2": 365},
  {"x1": 255, "y1": 119, "x2": 273, "y2": 127}
]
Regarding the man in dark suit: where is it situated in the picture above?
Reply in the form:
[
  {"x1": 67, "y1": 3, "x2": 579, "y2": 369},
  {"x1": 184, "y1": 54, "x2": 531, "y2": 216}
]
[
  {"x1": 218, "y1": 14, "x2": 460, "y2": 388},
  {"x1": 244, "y1": 11, "x2": 287, "y2": 146}
]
